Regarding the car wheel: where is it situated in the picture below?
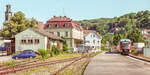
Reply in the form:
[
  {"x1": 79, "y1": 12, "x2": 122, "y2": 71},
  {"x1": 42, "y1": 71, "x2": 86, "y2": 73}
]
[{"x1": 15, "y1": 57, "x2": 19, "y2": 60}]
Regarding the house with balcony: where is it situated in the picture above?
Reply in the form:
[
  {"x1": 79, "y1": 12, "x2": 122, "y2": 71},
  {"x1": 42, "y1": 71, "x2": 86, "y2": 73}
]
[
  {"x1": 84, "y1": 30, "x2": 102, "y2": 52},
  {"x1": 44, "y1": 16, "x2": 84, "y2": 50}
]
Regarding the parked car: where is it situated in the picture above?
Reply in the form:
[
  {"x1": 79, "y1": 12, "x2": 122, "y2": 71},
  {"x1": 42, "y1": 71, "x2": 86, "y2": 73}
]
[{"x1": 12, "y1": 50, "x2": 36, "y2": 59}]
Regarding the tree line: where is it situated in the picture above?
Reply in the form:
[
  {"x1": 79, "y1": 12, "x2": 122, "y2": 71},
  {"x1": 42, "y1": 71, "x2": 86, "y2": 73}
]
[
  {"x1": 79, "y1": 10, "x2": 150, "y2": 46},
  {"x1": 1, "y1": 10, "x2": 150, "y2": 46}
]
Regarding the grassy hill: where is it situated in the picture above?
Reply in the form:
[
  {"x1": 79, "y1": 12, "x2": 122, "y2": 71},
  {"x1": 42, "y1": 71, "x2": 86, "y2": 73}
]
[{"x1": 79, "y1": 10, "x2": 150, "y2": 35}]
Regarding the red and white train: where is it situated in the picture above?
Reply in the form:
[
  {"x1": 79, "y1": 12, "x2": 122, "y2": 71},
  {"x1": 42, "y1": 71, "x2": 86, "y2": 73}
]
[{"x1": 119, "y1": 39, "x2": 132, "y2": 55}]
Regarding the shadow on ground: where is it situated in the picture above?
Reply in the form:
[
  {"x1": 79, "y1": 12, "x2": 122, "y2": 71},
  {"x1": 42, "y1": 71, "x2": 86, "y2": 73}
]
[{"x1": 105, "y1": 51, "x2": 120, "y2": 54}]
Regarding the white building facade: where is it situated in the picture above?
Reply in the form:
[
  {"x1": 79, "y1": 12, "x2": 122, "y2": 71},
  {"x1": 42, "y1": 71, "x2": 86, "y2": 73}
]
[{"x1": 84, "y1": 30, "x2": 102, "y2": 52}]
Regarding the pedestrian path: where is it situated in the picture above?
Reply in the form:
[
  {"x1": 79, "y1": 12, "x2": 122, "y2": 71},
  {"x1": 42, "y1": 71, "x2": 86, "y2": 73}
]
[{"x1": 84, "y1": 52, "x2": 150, "y2": 75}]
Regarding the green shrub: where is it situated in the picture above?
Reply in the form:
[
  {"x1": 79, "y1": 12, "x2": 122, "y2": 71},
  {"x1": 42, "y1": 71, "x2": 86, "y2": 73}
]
[
  {"x1": 50, "y1": 51, "x2": 54, "y2": 57},
  {"x1": 131, "y1": 48, "x2": 136, "y2": 54},
  {"x1": 38, "y1": 49, "x2": 48, "y2": 58},
  {"x1": 101, "y1": 46, "x2": 107, "y2": 51},
  {"x1": 63, "y1": 41, "x2": 69, "y2": 53},
  {"x1": 52, "y1": 45, "x2": 60, "y2": 55}
]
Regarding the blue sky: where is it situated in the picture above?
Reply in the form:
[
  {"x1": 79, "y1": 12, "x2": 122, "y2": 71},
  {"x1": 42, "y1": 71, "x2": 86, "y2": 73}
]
[{"x1": 0, "y1": 0, "x2": 150, "y2": 28}]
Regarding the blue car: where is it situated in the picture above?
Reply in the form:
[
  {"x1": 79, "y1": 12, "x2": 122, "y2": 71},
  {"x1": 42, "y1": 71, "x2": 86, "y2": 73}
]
[{"x1": 12, "y1": 50, "x2": 36, "y2": 59}]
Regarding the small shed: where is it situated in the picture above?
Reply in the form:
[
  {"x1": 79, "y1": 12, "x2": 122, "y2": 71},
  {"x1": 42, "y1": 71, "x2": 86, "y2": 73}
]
[{"x1": 15, "y1": 28, "x2": 63, "y2": 52}]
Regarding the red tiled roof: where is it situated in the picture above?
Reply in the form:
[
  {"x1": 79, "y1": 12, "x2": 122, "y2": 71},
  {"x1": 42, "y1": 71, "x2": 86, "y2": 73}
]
[
  {"x1": 47, "y1": 16, "x2": 72, "y2": 22},
  {"x1": 84, "y1": 30, "x2": 102, "y2": 38},
  {"x1": 44, "y1": 16, "x2": 83, "y2": 31},
  {"x1": 32, "y1": 29, "x2": 63, "y2": 41}
]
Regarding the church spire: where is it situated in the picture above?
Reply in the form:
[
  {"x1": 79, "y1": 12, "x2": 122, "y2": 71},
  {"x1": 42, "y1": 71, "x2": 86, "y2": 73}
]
[{"x1": 5, "y1": 4, "x2": 12, "y2": 22}]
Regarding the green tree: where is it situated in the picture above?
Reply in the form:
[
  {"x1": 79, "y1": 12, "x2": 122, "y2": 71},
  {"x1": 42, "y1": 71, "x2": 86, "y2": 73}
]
[
  {"x1": 1, "y1": 11, "x2": 38, "y2": 39},
  {"x1": 101, "y1": 38, "x2": 107, "y2": 45},
  {"x1": 112, "y1": 33, "x2": 125, "y2": 46},
  {"x1": 62, "y1": 41, "x2": 69, "y2": 53},
  {"x1": 127, "y1": 28, "x2": 146, "y2": 43}
]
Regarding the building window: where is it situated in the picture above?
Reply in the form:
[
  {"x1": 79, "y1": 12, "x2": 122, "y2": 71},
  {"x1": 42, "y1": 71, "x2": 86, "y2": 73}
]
[
  {"x1": 65, "y1": 32, "x2": 68, "y2": 37},
  {"x1": 49, "y1": 24, "x2": 52, "y2": 28},
  {"x1": 93, "y1": 35, "x2": 95, "y2": 37},
  {"x1": 21, "y1": 40, "x2": 26, "y2": 44},
  {"x1": 56, "y1": 24, "x2": 60, "y2": 28},
  {"x1": 97, "y1": 41, "x2": 100, "y2": 43},
  {"x1": 63, "y1": 24, "x2": 68, "y2": 27},
  {"x1": 35, "y1": 39, "x2": 39, "y2": 44},
  {"x1": 28, "y1": 39, "x2": 33, "y2": 44},
  {"x1": 57, "y1": 32, "x2": 60, "y2": 37}
]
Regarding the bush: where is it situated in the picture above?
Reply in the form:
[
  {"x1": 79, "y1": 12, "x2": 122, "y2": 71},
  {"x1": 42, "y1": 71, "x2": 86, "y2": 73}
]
[
  {"x1": 38, "y1": 49, "x2": 48, "y2": 58},
  {"x1": 63, "y1": 41, "x2": 69, "y2": 53},
  {"x1": 50, "y1": 51, "x2": 54, "y2": 57},
  {"x1": 131, "y1": 48, "x2": 136, "y2": 54},
  {"x1": 52, "y1": 45, "x2": 60, "y2": 55},
  {"x1": 101, "y1": 46, "x2": 107, "y2": 51}
]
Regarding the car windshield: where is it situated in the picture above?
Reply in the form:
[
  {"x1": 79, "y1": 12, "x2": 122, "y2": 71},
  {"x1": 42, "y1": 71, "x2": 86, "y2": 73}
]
[{"x1": 20, "y1": 50, "x2": 33, "y2": 54}]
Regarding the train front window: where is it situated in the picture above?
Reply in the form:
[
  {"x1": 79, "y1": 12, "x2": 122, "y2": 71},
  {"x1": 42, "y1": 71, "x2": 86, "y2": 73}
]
[{"x1": 122, "y1": 41, "x2": 130, "y2": 47}]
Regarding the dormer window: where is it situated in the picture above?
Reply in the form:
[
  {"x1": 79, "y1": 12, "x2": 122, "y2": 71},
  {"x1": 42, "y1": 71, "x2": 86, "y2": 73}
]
[
  {"x1": 56, "y1": 24, "x2": 60, "y2": 28},
  {"x1": 49, "y1": 24, "x2": 52, "y2": 28},
  {"x1": 63, "y1": 24, "x2": 68, "y2": 27}
]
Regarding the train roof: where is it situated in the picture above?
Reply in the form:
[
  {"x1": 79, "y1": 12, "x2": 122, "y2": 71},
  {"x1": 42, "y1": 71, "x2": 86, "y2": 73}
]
[{"x1": 120, "y1": 39, "x2": 131, "y2": 42}]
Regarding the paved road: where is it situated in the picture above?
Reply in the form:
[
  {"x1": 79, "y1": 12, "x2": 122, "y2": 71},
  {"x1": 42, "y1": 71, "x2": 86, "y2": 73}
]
[{"x1": 84, "y1": 52, "x2": 150, "y2": 75}]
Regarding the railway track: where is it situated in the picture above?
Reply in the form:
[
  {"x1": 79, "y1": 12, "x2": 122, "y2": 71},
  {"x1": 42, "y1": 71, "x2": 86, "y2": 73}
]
[
  {"x1": 0, "y1": 54, "x2": 91, "y2": 75},
  {"x1": 51, "y1": 53, "x2": 95, "y2": 75},
  {"x1": 128, "y1": 54, "x2": 150, "y2": 62}
]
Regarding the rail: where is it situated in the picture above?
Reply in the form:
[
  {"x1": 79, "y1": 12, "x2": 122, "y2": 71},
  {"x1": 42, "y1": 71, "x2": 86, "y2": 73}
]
[{"x1": 0, "y1": 55, "x2": 88, "y2": 75}]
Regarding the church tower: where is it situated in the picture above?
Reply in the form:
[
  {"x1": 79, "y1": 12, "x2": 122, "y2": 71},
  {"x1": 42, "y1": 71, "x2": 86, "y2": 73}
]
[{"x1": 5, "y1": 4, "x2": 12, "y2": 22}]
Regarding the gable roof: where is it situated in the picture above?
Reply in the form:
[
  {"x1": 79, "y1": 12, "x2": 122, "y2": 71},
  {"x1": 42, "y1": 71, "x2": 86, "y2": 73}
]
[
  {"x1": 16, "y1": 28, "x2": 63, "y2": 41},
  {"x1": 33, "y1": 29, "x2": 63, "y2": 41},
  {"x1": 84, "y1": 30, "x2": 102, "y2": 38}
]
